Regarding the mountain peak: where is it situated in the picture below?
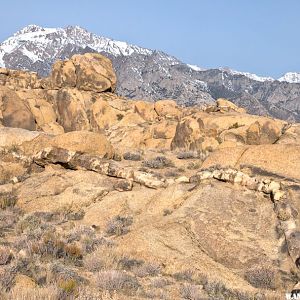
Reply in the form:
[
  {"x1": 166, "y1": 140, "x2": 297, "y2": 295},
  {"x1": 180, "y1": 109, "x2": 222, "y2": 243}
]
[
  {"x1": 278, "y1": 72, "x2": 300, "y2": 83},
  {"x1": 0, "y1": 24, "x2": 153, "y2": 69},
  {"x1": 15, "y1": 24, "x2": 47, "y2": 35}
]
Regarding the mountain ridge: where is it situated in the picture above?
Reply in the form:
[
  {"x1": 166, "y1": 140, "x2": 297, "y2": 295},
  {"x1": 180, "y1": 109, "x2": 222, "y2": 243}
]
[{"x1": 1, "y1": 24, "x2": 300, "y2": 121}]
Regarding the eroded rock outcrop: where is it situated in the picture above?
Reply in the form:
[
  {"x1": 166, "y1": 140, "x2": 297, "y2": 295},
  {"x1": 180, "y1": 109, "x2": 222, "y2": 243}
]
[
  {"x1": 1, "y1": 54, "x2": 300, "y2": 299},
  {"x1": 46, "y1": 53, "x2": 117, "y2": 92}
]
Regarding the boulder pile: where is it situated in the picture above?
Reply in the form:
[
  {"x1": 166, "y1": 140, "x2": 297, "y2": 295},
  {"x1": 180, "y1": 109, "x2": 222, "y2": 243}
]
[{"x1": 0, "y1": 53, "x2": 300, "y2": 299}]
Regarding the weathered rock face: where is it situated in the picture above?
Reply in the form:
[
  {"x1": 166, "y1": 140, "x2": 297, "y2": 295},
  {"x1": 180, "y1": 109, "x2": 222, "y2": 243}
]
[
  {"x1": 201, "y1": 144, "x2": 300, "y2": 181},
  {"x1": 171, "y1": 117, "x2": 204, "y2": 151},
  {"x1": 0, "y1": 87, "x2": 36, "y2": 130},
  {"x1": 1, "y1": 54, "x2": 300, "y2": 299},
  {"x1": 0, "y1": 68, "x2": 40, "y2": 89},
  {"x1": 46, "y1": 53, "x2": 117, "y2": 92},
  {"x1": 216, "y1": 98, "x2": 247, "y2": 113},
  {"x1": 50, "y1": 131, "x2": 115, "y2": 158}
]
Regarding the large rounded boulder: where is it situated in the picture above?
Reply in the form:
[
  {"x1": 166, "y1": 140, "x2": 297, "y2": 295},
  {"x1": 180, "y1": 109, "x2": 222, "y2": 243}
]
[{"x1": 48, "y1": 53, "x2": 117, "y2": 93}]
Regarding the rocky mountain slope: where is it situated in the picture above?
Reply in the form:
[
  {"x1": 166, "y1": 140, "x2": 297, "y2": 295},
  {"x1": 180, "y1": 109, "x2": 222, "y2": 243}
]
[
  {"x1": 0, "y1": 53, "x2": 300, "y2": 299},
  {"x1": 1, "y1": 25, "x2": 300, "y2": 122}
]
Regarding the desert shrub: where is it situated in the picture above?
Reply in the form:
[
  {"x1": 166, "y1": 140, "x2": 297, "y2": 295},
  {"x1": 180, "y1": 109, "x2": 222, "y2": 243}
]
[
  {"x1": 177, "y1": 151, "x2": 199, "y2": 159},
  {"x1": 82, "y1": 235, "x2": 115, "y2": 254},
  {"x1": 24, "y1": 230, "x2": 83, "y2": 265},
  {"x1": 66, "y1": 209, "x2": 85, "y2": 221},
  {"x1": 123, "y1": 152, "x2": 142, "y2": 161},
  {"x1": 174, "y1": 269, "x2": 195, "y2": 282},
  {"x1": 118, "y1": 257, "x2": 144, "y2": 270},
  {"x1": 150, "y1": 277, "x2": 171, "y2": 288},
  {"x1": 132, "y1": 262, "x2": 161, "y2": 277},
  {"x1": 204, "y1": 281, "x2": 227, "y2": 298},
  {"x1": 16, "y1": 214, "x2": 41, "y2": 234},
  {"x1": 65, "y1": 226, "x2": 94, "y2": 243},
  {"x1": 0, "y1": 192, "x2": 17, "y2": 209},
  {"x1": 96, "y1": 270, "x2": 140, "y2": 293},
  {"x1": 163, "y1": 209, "x2": 172, "y2": 216},
  {"x1": 105, "y1": 215, "x2": 133, "y2": 236},
  {"x1": 142, "y1": 288, "x2": 169, "y2": 299},
  {"x1": 0, "y1": 258, "x2": 47, "y2": 291},
  {"x1": 0, "y1": 247, "x2": 12, "y2": 265},
  {"x1": 116, "y1": 114, "x2": 124, "y2": 121},
  {"x1": 64, "y1": 225, "x2": 113, "y2": 254},
  {"x1": 83, "y1": 251, "x2": 104, "y2": 272},
  {"x1": 0, "y1": 264, "x2": 17, "y2": 291},
  {"x1": 57, "y1": 278, "x2": 78, "y2": 298},
  {"x1": 244, "y1": 266, "x2": 277, "y2": 290},
  {"x1": 186, "y1": 162, "x2": 201, "y2": 170},
  {"x1": 64, "y1": 243, "x2": 83, "y2": 262},
  {"x1": 142, "y1": 156, "x2": 174, "y2": 169},
  {"x1": 49, "y1": 262, "x2": 84, "y2": 285},
  {"x1": 0, "y1": 207, "x2": 20, "y2": 236},
  {"x1": 204, "y1": 280, "x2": 249, "y2": 299},
  {"x1": 180, "y1": 283, "x2": 203, "y2": 300},
  {"x1": 84, "y1": 244, "x2": 123, "y2": 271}
]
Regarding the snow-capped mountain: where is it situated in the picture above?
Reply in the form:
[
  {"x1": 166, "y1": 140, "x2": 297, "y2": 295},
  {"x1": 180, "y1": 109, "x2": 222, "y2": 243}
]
[
  {"x1": 278, "y1": 72, "x2": 300, "y2": 83},
  {"x1": 1, "y1": 24, "x2": 300, "y2": 121},
  {"x1": 0, "y1": 24, "x2": 152, "y2": 66}
]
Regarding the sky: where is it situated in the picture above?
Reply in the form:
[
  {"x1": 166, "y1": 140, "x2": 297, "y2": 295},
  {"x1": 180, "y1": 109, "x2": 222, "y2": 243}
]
[{"x1": 0, "y1": 0, "x2": 299, "y2": 78}]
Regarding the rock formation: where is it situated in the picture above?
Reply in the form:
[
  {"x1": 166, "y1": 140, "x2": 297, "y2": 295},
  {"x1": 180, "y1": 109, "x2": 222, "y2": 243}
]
[{"x1": 0, "y1": 53, "x2": 300, "y2": 299}]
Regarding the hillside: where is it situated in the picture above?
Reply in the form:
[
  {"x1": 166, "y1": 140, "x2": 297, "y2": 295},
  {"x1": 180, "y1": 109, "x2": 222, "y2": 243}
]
[
  {"x1": 1, "y1": 25, "x2": 300, "y2": 121},
  {"x1": 0, "y1": 53, "x2": 300, "y2": 299}
]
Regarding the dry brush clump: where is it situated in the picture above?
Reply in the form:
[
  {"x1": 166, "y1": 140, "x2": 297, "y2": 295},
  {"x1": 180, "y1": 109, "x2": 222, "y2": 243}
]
[
  {"x1": 123, "y1": 151, "x2": 143, "y2": 161},
  {"x1": 0, "y1": 247, "x2": 12, "y2": 265},
  {"x1": 180, "y1": 283, "x2": 203, "y2": 300},
  {"x1": 95, "y1": 270, "x2": 140, "y2": 294},
  {"x1": 176, "y1": 150, "x2": 199, "y2": 160},
  {"x1": 173, "y1": 269, "x2": 195, "y2": 282},
  {"x1": 150, "y1": 277, "x2": 171, "y2": 289},
  {"x1": 142, "y1": 156, "x2": 174, "y2": 169},
  {"x1": 132, "y1": 262, "x2": 161, "y2": 278},
  {"x1": 244, "y1": 266, "x2": 278, "y2": 290},
  {"x1": 186, "y1": 161, "x2": 201, "y2": 170},
  {"x1": 0, "y1": 192, "x2": 17, "y2": 209},
  {"x1": 105, "y1": 215, "x2": 133, "y2": 236}
]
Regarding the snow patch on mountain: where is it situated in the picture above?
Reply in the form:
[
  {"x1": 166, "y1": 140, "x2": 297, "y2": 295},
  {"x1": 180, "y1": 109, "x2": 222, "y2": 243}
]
[
  {"x1": 187, "y1": 64, "x2": 205, "y2": 72},
  {"x1": 278, "y1": 72, "x2": 300, "y2": 83},
  {"x1": 220, "y1": 67, "x2": 274, "y2": 82}
]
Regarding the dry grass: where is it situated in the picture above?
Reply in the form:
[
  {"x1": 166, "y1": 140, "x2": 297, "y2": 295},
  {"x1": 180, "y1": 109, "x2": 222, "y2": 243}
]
[
  {"x1": 84, "y1": 244, "x2": 124, "y2": 271},
  {"x1": 95, "y1": 270, "x2": 140, "y2": 293},
  {"x1": 5, "y1": 285, "x2": 59, "y2": 300}
]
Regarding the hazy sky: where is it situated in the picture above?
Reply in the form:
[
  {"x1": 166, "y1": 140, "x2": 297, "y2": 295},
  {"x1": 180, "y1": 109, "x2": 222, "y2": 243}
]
[{"x1": 0, "y1": 0, "x2": 299, "y2": 78}]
